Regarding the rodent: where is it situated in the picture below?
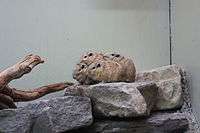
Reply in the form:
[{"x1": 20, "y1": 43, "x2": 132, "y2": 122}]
[
  {"x1": 87, "y1": 60, "x2": 124, "y2": 83},
  {"x1": 104, "y1": 53, "x2": 136, "y2": 82},
  {"x1": 73, "y1": 51, "x2": 136, "y2": 85}
]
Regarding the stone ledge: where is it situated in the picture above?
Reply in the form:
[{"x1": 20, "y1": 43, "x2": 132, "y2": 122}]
[{"x1": 70, "y1": 112, "x2": 189, "y2": 133}]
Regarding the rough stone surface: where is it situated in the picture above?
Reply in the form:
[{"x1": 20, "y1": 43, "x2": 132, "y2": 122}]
[
  {"x1": 0, "y1": 109, "x2": 32, "y2": 133},
  {"x1": 31, "y1": 96, "x2": 93, "y2": 133},
  {"x1": 136, "y1": 82, "x2": 158, "y2": 114},
  {"x1": 179, "y1": 69, "x2": 200, "y2": 133},
  {"x1": 65, "y1": 82, "x2": 157, "y2": 118},
  {"x1": 71, "y1": 112, "x2": 188, "y2": 133},
  {"x1": 136, "y1": 65, "x2": 183, "y2": 110},
  {"x1": 0, "y1": 96, "x2": 93, "y2": 133}
]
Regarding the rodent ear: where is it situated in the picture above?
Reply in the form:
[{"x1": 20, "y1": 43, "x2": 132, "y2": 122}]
[{"x1": 88, "y1": 52, "x2": 93, "y2": 57}]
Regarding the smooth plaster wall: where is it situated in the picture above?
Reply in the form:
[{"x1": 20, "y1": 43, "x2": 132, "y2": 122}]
[
  {"x1": 0, "y1": 0, "x2": 169, "y2": 100},
  {"x1": 171, "y1": 0, "x2": 200, "y2": 123}
]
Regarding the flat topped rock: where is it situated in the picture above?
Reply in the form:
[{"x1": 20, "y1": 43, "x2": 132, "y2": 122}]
[
  {"x1": 66, "y1": 82, "x2": 158, "y2": 118},
  {"x1": 136, "y1": 65, "x2": 181, "y2": 82},
  {"x1": 73, "y1": 112, "x2": 189, "y2": 133}
]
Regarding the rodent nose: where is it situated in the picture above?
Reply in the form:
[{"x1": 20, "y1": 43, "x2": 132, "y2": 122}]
[
  {"x1": 72, "y1": 70, "x2": 79, "y2": 78},
  {"x1": 72, "y1": 72, "x2": 76, "y2": 79}
]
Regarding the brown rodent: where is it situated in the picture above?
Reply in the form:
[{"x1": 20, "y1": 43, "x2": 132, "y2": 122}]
[
  {"x1": 73, "y1": 52, "x2": 136, "y2": 85},
  {"x1": 87, "y1": 60, "x2": 124, "y2": 83},
  {"x1": 104, "y1": 53, "x2": 136, "y2": 82},
  {"x1": 72, "y1": 62, "x2": 93, "y2": 85}
]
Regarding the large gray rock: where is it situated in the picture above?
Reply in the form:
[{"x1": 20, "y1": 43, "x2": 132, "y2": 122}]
[
  {"x1": 31, "y1": 96, "x2": 93, "y2": 133},
  {"x1": 136, "y1": 65, "x2": 183, "y2": 110},
  {"x1": 65, "y1": 82, "x2": 157, "y2": 118},
  {"x1": 74, "y1": 112, "x2": 189, "y2": 133},
  {"x1": 0, "y1": 96, "x2": 93, "y2": 133}
]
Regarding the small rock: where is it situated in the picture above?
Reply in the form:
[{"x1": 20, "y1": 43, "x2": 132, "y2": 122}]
[
  {"x1": 136, "y1": 65, "x2": 183, "y2": 110},
  {"x1": 136, "y1": 82, "x2": 158, "y2": 114}
]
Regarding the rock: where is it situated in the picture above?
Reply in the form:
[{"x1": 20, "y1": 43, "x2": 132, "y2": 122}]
[
  {"x1": 65, "y1": 82, "x2": 157, "y2": 118},
  {"x1": 136, "y1": 82, "x2": 158, "y2": 114},
  {"x1": 136, "y1": 65, "x2": 183, "y2": 110},
  {"x1": 73, "y1": 112, "x2": 189, "y2": 133},
  {"x1": 0, "y1": 109, "x2": 32, "y2": 133},
  {"x1": 147, "y1": 112, "x2": 189, "y2": 132},
  {"x1": 0, "y1": 96, "x2": 93, "y2": 133},
  {"x1": 32, "y1": 96, "x2": 93, "y2": 133}
]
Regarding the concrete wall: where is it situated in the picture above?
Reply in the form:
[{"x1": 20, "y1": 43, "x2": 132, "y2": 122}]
[
  {"x1": 0, "y1": 0, "x2": 170, "y2": 100},
  {"x1": 171, "y1": 0, "x2": 200, "y2": 123}
]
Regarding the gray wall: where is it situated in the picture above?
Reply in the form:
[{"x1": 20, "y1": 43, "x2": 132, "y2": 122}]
[
  {"x1": 171, "y1": 0, "x2": 200, "y2": 124},
  {"x1": 0, "y1": 0, "x2": 170, "y2": 100}
]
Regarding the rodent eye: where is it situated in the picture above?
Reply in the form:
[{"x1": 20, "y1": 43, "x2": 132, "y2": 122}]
[
  {"x1": 111, "y1": 54, "x2": 115, "y2": 56},
  {"x1": 115, "y1": 54, "x2": 120, "y2": 57},
  {"x1": 81, "y1": 65, "x2": 85, "y2": 69},
  {"x1": 92, "y1": 66, "x2": 96, "y2": 69},
  {"x1": 84, "y1": 55, "x2": 87, "y2": 58},
  {"x1": 88, "y1": 53, "x2": 93, "y2": 56},
  {"x1": 97, "y1": 63, "x2": 101, "y2": 68}
]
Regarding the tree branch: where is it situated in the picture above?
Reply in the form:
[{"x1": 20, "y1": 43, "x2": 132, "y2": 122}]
[{"x1": 7, "y1": 82, "x2": 74, "y2": 102}]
